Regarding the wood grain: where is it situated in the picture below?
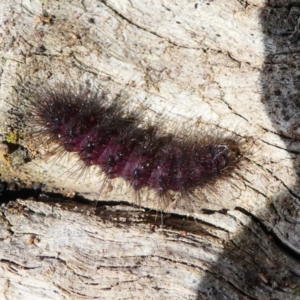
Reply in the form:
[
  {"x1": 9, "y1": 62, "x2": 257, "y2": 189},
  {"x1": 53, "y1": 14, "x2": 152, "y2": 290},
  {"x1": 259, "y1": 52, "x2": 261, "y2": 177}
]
[{"x1": 0, "y1": 0, "x2": 300, "y2": 299}]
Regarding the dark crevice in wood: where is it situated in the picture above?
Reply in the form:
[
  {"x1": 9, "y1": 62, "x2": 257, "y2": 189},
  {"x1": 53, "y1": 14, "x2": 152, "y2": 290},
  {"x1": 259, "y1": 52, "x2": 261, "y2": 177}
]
[{"x1": 235, "y1": 206, "x2": 300, "y2": 260}]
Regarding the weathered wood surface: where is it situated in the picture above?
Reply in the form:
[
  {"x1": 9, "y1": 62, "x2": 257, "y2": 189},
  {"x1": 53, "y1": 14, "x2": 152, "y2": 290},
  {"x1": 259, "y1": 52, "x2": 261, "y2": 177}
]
[{"x1": 0, "y1": 0, "x2": 300, "y2": 299}]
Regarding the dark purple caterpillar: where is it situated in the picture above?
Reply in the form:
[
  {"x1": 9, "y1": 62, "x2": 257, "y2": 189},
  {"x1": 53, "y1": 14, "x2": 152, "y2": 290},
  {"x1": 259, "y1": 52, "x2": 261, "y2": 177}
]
[{"x1": 28, "y1": 84, "x2": 246, "y2": 206}]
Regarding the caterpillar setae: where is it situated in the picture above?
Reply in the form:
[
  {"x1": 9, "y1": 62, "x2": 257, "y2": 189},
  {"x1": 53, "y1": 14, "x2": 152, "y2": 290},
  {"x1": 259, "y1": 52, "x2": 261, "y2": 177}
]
[{"x1": 21, "y1": 82, "x2": 248, "y2": 209}]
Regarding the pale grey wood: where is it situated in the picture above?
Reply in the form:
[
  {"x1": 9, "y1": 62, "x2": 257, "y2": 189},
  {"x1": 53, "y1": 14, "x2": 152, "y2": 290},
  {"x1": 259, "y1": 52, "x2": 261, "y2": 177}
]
[{"x1": 0, "y1": 0, "x2": 300, "y2": 299}]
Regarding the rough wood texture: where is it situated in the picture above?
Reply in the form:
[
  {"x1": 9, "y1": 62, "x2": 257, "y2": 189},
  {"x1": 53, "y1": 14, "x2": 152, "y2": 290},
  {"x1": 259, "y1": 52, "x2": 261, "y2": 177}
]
[{"x1": 1, "y1": 0, "x2": 300, "y2": 299}]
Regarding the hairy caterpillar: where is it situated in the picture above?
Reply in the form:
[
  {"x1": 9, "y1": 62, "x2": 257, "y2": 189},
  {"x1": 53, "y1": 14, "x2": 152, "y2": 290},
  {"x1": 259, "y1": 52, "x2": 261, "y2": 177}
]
[{"x1": 20, "y1": 82, "x2": 247, "y2": 209}]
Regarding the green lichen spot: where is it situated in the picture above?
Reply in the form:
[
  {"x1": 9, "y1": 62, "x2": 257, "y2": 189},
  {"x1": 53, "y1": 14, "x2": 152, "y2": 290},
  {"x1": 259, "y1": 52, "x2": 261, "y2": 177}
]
[{"x1": 6, "y1": 131, "x2": 18, "y2": 144}]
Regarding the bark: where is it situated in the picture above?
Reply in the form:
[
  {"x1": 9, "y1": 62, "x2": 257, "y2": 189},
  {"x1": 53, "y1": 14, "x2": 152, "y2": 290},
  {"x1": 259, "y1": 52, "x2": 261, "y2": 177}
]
[{"x1": 0, "y1": 0, "x2": 300, "y2": 299}]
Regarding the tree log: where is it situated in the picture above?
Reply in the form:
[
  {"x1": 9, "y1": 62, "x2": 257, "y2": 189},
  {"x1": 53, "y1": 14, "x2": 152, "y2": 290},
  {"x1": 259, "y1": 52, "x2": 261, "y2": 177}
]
[{"x1": 0, "y1": 0, "x2": 300, "y2": 299}]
